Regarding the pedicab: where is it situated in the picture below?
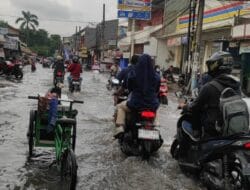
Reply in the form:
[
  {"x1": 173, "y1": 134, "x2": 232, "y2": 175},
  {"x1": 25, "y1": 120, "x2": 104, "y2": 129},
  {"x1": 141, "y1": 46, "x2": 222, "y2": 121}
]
[{"x1": 27, "y1": 94, "x2": 83, "y2": 189}]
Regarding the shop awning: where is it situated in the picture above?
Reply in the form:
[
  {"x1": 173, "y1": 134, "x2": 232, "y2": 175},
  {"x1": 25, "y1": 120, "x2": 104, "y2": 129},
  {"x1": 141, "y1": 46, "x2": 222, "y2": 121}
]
[{"x1": 118, "y1": 25, "x2": 163, "y2": 46}]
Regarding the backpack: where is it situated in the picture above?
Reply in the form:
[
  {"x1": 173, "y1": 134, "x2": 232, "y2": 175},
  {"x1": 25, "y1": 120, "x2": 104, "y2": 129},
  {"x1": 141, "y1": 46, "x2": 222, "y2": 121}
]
[{"x1": 211, "y1": 81, "x2": 249, "y2": 136}]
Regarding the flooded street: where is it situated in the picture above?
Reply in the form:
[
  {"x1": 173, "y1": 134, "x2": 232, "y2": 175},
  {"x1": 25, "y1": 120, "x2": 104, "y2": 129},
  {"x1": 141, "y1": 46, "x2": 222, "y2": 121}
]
[{"x1": 0, "y1": 65, "x2": 205, "y2": 190}]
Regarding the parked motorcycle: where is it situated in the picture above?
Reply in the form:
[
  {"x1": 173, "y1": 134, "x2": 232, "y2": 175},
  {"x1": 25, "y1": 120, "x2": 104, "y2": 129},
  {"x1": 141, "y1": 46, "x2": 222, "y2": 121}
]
[
  {"x1": 118, "y1": 109, "x2": 163, "y2": 159},
  {"x1": 0, "y1": 61, "x2": 23, "y2": 79},
  {"x1": 159, "y1": 78, "x2": 168, "y2": 105},
  {"x1": 69, "y1": 78, "x2": 81, "y2": 93},
  {"x1": 54, "y1": 71, "x2": 64, "y2": 86},
  {"x1": 170, "y1": 92, "x2": 250, "y2": 189}
]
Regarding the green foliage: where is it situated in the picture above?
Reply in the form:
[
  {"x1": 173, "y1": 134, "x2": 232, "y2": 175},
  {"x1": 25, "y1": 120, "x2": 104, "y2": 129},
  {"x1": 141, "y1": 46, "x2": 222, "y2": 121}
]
[
  {"x1": 26, "y1": 30, "x2": 61, "y2": 56},
  {"x1": 0, "y1": 20, "x2": 8, "y2": 28}
]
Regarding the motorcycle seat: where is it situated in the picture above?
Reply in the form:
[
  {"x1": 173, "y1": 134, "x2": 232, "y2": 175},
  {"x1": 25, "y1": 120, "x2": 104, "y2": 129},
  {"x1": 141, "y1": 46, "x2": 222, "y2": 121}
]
[{"x1": 182, "y1": 121, "x2": 200, "y2": 142}]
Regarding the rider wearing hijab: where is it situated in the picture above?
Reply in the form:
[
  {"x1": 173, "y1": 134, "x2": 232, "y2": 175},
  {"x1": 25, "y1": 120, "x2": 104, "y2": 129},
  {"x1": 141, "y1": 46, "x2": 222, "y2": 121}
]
[
  {"x1": 127, "y1": 54, "x2": 160, "y2": 110},
  {"x1": 115, "y1": 54, "x2": 160, "y2": 137}
]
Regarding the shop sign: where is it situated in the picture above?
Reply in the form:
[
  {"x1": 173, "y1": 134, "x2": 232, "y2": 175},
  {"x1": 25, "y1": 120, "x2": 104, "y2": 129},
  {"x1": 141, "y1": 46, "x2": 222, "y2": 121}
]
[
  {"x1": 229, "y1": 42, "x2": 239, "y2": 48},
  {"x1": 117, "y1": 0, "x2": 151, "y2": 20},
  {"x1": 0, "y1": 27, "x2": 8, "y2": 35},
  {"x1": 167, "y1": 37, "x2": 181, "y2": 47},
  {"x1": 108, "y1": 40, "x2": 117, "y2": 46},
  {"x1": 240, "y1": 42, "x2": 250, "y2": 54},
  {"x1": 4, "y1": 37, "x2": 18, "y2": 50}
]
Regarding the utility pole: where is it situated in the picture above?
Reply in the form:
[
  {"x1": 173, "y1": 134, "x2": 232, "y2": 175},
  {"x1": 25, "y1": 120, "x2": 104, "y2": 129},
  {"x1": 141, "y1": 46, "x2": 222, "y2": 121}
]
[
  {"x1": 75, "y1": 26, "x2": 77, "y2": 54},
  {"x1": 78, "y1": 26, "x2": 81, "y2": 54},
  {"x1": 191, "y1": 0, "x2": 205, "y2": 90},
  {"x1": 101, "y1": 3, "x2": 105, "y2": 61},
  {"x1": 130, "y1": 19, "x2": 135, "y2": 60}
]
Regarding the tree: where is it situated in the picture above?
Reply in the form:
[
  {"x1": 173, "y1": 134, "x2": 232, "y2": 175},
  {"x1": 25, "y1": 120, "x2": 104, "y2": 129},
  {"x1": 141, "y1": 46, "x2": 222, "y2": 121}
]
[
  {"x1": 16, "y1": 11, "x2": 39, "y2": 45},
  {"x1": 49, "y1": 34, "x2": 61, "y2": 55},
  {"x1": 15, "y1": 11, "x2": 39, "y2": 30}
]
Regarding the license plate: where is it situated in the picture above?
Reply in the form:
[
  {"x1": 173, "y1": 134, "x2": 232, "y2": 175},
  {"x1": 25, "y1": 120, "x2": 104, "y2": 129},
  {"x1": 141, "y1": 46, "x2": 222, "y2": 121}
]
[
  {"x1": 138, "y1": 129, "x2": 160, "y2": 140},
  {"x1": 243, "y1": 163, "x2": 250, "y2": 175},
  {"x1": 72, "y1": 81, "x2": 79, "y2": 85}
]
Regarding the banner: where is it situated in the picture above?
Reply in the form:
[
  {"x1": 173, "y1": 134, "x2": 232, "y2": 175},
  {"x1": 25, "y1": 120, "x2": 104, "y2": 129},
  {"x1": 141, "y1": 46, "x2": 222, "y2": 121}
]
[{"x1": 118, "y1": 0, "x2": 151, "y2": 20}]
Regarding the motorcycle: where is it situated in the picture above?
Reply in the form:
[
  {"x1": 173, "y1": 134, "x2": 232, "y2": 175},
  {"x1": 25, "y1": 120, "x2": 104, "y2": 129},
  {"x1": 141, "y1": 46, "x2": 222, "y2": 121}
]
[
  {"x1": 118, "y1": 109, "x2": 163, "y2": 159},
  {"x1": 0, "y1": 60, "x2": 23, "y2": 79},
  {"x1": 159, "y1": 78, "x2": 168, "y2": 105},
  {"x1": 69, "y1": 77, "x2": 81, "y2": 93},
  {"x1": 31, "y1": 62, "x2": 36, "y2": 72},
  {"x1": 170, "y1": 92, "x2": 250, "y2": 189},
  {"x1": 54, "y1": 71, "x2": 64, "y2": 86},
  {"x1": 106, "y1": 76, "x2": 120, "y2": 91},
  {"x1": 178, "y1": 74, "x2": 185, "y2": 87}
]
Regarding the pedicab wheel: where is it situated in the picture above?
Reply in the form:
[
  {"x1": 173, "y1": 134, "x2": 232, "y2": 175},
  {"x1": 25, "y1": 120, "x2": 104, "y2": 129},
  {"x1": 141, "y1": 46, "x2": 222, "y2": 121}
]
[
  {"x1": 61, "y1": 149, "x2": 77, "y2": 190},
  {"x1": 72, "y1": 123, "x2": 76, "y2": 151},
  {"x1": 28, "y1": 110, "x2": 36, "y2": 157}
]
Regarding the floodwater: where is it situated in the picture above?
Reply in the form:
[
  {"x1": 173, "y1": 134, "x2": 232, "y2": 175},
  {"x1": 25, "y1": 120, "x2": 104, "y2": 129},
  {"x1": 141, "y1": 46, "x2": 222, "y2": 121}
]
[{"x1": 0, "y1": 64, "x2": 205, "y2": 190}]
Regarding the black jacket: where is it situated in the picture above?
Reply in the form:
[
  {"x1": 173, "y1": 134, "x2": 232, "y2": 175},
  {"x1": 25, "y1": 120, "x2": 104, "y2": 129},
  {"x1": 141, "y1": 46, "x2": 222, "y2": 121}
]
[
  {"x1": 186, "y1": 74, "x2": 240, "y2": 135},
  {"x1": 53, "y1": 60, "x2": 65, "y2": 74}
]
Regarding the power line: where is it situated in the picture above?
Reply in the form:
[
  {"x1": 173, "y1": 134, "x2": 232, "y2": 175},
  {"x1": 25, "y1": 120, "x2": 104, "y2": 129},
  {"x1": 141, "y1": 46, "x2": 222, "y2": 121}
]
[{"x1": 0, "y1": 14, "x2": 99, "y2": 24}]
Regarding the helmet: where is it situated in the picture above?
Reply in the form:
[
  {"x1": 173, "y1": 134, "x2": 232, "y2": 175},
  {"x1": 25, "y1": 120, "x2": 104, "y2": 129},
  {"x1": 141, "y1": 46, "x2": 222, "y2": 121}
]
[
  {"x1": 72, "y1": 56, "x2": 79, "y2": 63},
  {"x1": 206, "y1": 51, "x2": 233, "y2": 76},
  {"x1": 131, "y1": 55, "x2": 139, "y2": 65},
  {"x1": 56, "y1": 55, "x2": 63, "y2": 61}
]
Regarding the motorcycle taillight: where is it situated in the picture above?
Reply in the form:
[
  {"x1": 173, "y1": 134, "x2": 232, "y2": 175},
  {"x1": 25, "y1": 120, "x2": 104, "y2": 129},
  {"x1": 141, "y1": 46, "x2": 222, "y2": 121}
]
[
  {"x1": 57, "y1": 72, "x2": 62, "y2": 76},
  {"x1": 244, "y1": 142, "x2": 250, "y2": 149},
  {"x1": 141, "y1": 111, "x2": 155, "y2": 119}
]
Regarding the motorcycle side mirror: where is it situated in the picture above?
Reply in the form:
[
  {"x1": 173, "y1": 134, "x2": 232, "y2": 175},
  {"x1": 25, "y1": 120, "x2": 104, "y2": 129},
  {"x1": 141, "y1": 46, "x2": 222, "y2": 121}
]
[{"x1": 175, "y1": 91, "x2": 183, "y2": 98}]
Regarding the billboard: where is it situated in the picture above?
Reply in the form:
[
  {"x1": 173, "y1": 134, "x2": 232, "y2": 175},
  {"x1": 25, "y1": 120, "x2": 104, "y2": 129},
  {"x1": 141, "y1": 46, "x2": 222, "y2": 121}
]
[{"x1": 117, "y1": 0, "x2": 152, "y2": 20}]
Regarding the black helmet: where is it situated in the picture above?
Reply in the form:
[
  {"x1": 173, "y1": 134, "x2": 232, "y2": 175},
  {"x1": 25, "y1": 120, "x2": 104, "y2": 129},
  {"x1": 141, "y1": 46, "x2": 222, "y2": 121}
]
[
  {"x1": 131, "y1": 55, "x2": 139, "y2": 65},
  {"x1": 206, "y1": 51, "x2": 233, "y2": 76},
  {"x1": 72, "y1": 56, "x2": 79, "y2": 63}
]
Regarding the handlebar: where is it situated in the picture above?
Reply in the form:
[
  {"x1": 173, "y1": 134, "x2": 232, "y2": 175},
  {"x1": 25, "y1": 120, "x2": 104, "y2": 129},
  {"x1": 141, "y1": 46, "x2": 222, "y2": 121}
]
[
  {"x1": 28, "y1": 96, "x2": 84, "y2": 104},
  {"x1": 28, "y1": 96, "x2": 38, "y2": 100}
]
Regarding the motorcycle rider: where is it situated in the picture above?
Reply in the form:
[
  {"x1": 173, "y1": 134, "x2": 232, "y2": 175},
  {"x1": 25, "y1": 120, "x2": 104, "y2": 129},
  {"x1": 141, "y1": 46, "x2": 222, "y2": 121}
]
[
  {"x1": 115, "y1": 54, "x2": 160, "y2": 138},
  {"x1": 67, "y1": 56, "x2": 82, "y2": 88},
  {"x1": 116, "y1": 55, "x2": 139, "y2": 89},
  {"x1": 179, "y1": 51, "x2": 240, "y2": 137},
  {"x1": 53, "y1": 55, "x2": 65, "y2": 81},
  {"x1": 113, "y1": 55, "x2": 139, "y2": 106}
]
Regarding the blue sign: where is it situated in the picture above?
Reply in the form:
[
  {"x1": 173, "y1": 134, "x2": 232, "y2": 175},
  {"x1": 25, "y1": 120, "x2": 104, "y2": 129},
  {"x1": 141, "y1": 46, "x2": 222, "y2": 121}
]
[{"x1": 118, "y1": 10, "x2": 151, "y2": 20}]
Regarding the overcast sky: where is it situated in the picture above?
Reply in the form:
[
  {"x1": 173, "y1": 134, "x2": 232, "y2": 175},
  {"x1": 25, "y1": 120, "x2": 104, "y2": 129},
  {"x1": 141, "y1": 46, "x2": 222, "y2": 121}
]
[{"x1": 0, "y1": 0, "x2": 118, "y2": 37}]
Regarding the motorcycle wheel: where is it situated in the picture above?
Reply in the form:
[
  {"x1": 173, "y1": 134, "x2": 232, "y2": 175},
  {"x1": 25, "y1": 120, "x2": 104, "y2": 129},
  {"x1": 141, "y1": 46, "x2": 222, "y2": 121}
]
[
  {"x1": 28, "y1": 110, "x2": 36, "y2": 157},
  {"x1": 15, "y1": 70, "x2": 23, "y2": 79},
  {"x1": 160, "y1": 96, "x2": 168, "y2": 105},
  {"x1": 142, "y1": 140, "x2": 152, "y2": 160},
  {"x1": 170, "y1": 139, "x2": 180, "y2": 159},
  {"x1": 106, "y1": 83, "x2": 112, "y2": 91},
  {"x1": 61, "y1": 149, "x2": 77, "y2": 190},
  {"x1": 227, "y1": 164, "x2": 249, "y2": 190}
]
